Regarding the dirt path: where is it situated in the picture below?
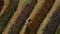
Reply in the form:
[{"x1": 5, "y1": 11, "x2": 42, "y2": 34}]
[
  {"x1": 19, "y1": 0, "x2": 45, "y2": 34},
  {"x1": 37, "y1": 0, "x2": 60, "y2": 34},
  {"x1": 2, "y1": 0, "x2": 26, "y2": 34},
  {"x1": 0, "y1": 0, "x2": 10, "y2": 16}
]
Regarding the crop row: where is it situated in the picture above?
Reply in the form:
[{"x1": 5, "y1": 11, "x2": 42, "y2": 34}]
[
  {"x1": 8, "y1": 0, "x2": 37, "y2": 34},
  {"x1": 25, "y1": 0, "x2": 55, "y2": 34},
  {"x1": 43, "y1": 7, "x2": 60, "y2": 34},
  {"x1": 0, "y1": 0, "x2": 19, "y2": 34}
]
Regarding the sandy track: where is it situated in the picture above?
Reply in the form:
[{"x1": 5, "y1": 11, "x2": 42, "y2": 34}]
[
  {"x1": 2, "y1": 0, "x2": 26, "y2": 34},
  {"x1": 37, "y1": 0, "x2": 60, "y2": 34},
  {"x1": 0, "y1": 0, "x2": 10, "y2": 16},
  {"x1": 19, "y1": 0, "x2": 45, "y2": 34}
]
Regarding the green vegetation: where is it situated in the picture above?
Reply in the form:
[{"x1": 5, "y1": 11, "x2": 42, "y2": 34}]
[
  {"x1": 55, "y1": 25, "x2": 60, "y2": 34},
  {"x1": 25, "y1": 0, "x2": 32, "y2": 4}
]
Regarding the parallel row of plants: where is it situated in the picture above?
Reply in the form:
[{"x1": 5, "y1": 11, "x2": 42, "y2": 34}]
[
  {"x1": 8, "y1": 0, "x2": 37, "y2": 34},
  {"x1": 25, "y1": 0, "x2": 55, "y2": 34},
  {"x1": 43, "y1": 7, "x2": 60, "y2": 34},
  {"x1": 0, "y1": 0, "x2": 19, "y2": 33}
]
